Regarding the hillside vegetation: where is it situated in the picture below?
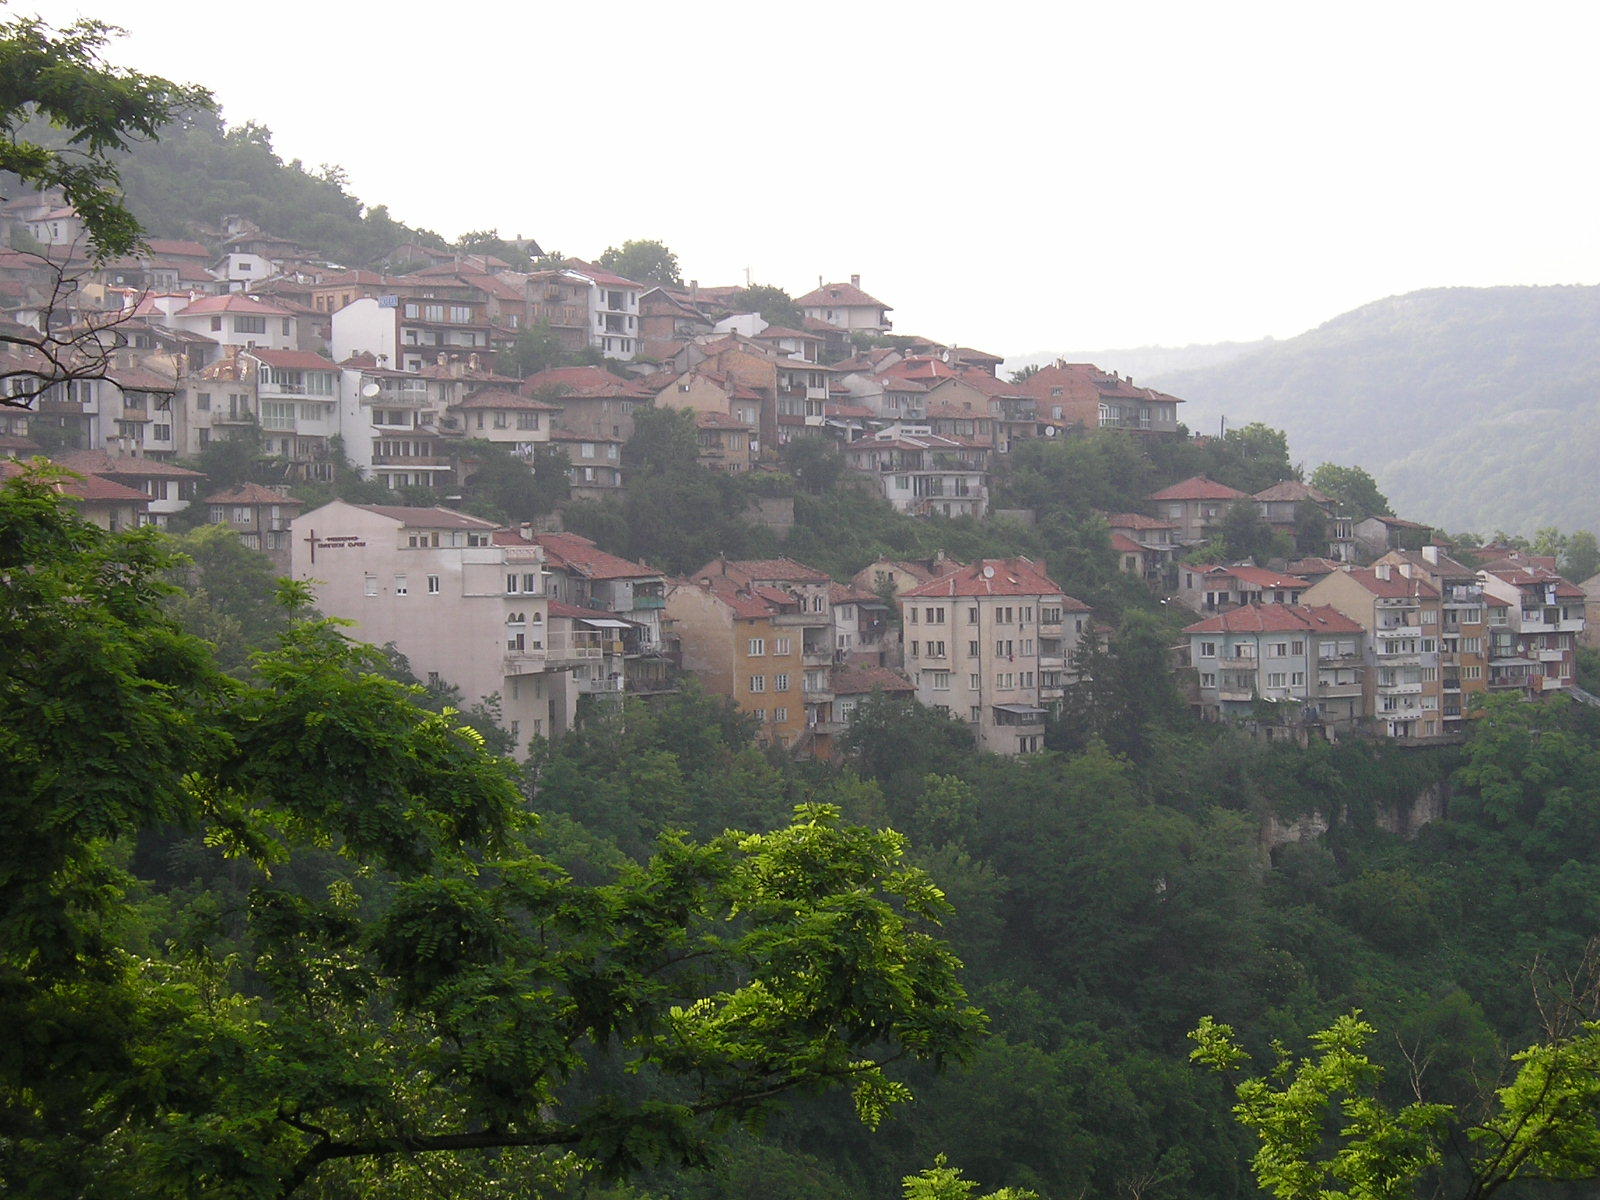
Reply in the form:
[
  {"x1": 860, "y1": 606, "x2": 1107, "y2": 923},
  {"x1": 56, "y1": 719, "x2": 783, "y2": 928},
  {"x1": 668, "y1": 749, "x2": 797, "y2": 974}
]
[{"x1": 1145, "y1": 285, "x2": 1600, "y2": 535}]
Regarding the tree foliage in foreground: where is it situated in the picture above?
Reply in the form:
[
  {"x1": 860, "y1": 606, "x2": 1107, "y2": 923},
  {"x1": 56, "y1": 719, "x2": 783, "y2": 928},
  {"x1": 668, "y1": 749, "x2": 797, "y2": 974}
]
[
  {"x1": 1192, "y1": 1008, "x2": 1600, "y2": 1200},
  {"x1": 0, "y1": 467, "x2": 981, "y2": 1198}
]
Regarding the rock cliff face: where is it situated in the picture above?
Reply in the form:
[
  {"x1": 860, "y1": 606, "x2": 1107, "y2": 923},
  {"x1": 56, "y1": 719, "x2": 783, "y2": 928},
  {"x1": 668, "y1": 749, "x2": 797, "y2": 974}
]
[{"x1": 1261, "y1": 780, "x2": 1450, "y2": 853}]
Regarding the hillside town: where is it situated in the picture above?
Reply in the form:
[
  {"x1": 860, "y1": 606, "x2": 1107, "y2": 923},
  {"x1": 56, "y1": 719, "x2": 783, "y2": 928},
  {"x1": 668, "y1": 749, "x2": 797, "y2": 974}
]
[{"x1": 3, "y1": 195, "x2": 1595, "y2": 759}]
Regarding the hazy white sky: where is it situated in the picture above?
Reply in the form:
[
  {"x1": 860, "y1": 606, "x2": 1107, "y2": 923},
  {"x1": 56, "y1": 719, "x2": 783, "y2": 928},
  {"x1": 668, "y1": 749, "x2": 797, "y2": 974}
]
[{"x1": 22, "y1": 0, "x2": 1600, "y2": 353}]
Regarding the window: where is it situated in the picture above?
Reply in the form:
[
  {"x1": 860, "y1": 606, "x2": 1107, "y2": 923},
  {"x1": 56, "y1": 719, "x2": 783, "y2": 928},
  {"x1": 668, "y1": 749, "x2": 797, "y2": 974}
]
[
  {"x1": 968, "y1": 640, "x2": 980, "y2": 657},
  {"x1": 1199, "y1": 641, "x2": 1217, "y2": 658},
  {"x1": 1267, "y1": 673, "x2": 1287, "y2": 688},
  {"x1": 1291, "y1": 671, "x2": 1305, "y2": 686},
  {"x1": 970, "y1": 706, "x2": 982, "y2": 722},
  {"x1": 927, "y1": 640, "x2": 946, "y2": 658},
  {"x1": 774, "y1": 637, "x2": 792, "y2": 655},
  {"x1": 910, "y1": 641, "x2": 919, "y2": 657},
  {"x1": 774, "y1": 672, "x2": 791, "y2": 691},
  {"x1": 749, "y1": 675, "x2": 766, "y2": 693},
  {"x1": 394, "y1": 575, "x2": 408, "y2": 595},
  {"x1": 908, "y1": 608, "x2": 918, "y2": 625},
  {"x1": 507, "y1": 575, "x2": 521, "y2": 593},
  {"x1": 522, "y1": 573, "x2": 539, "y2": 593},
  {"x1": 929, "y1": 671, "x2": 951, "y2": 691},
  {"x1": 427, "y1": 575, "x2": 440, "y2": 594},
  {"x1": 1464, "y1": 665, "x2": 1483, "y2": 680},
  {"x1": 1422, "y1": 609, "x2": 1438, "y2": 624},
  {"x1": 364, "y1": 576, "x2": 378, "y2": 597},
  {"x1": 970, "y1": 673, "x2": 980, "y2": 689},
  {"x1": 748, "y1": 638, "x2": 765, "y2": 656},
  {"x1": 233, "y1": 315, "x2": 266, "y2": 334},
  {"x1": 1462, "y1": 636, "x2": 1482, "y2": 653},
  {"x1": 773, "y1": 707, "x2": 788, "y2": 724},
  {"x1": 967, "y1": 607, "x2": 979, "y2": 624},
  {"x1": 1291, "y1": 640, "x2": 1305, "y2": 655},
  {"x1": 1201, "y1": 672, "x2": 1216, "y2": 688},
  {"x1": 1269, "y1": 642, "x2": 1288, "y2": 657}
]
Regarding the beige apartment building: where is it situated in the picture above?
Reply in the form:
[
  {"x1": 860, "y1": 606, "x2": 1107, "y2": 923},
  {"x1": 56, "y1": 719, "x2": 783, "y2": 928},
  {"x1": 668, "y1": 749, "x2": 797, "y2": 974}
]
[
  {"x1": 898, "y1": 557, "x2": 1091, "y2": 755},
  {"x1": 1302, "y1": 564, "x2": 1448, "y2": 741},
  {"x1": 1375, "y1": 546, "x2": 1489, "y2": 735},
  {"x1": 291, "y1": 500, "x2": 581, "y2": 755}
]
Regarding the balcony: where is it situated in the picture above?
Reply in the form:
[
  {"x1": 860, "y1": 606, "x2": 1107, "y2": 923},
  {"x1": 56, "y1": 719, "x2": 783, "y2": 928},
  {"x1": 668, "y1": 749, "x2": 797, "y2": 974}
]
[
  {"x1": 372, "y1": 454, "x2": 451, "y2": 467},
  {"x1": 1540, "y1": 648, "x2": 1568, "y2": 662},
  {"x1": 502, "y1": 650, "x2": 546, "y2": 675},
  {"x1": 1317, "y1": 681, "x2": 1363, "y2": 698},
  {"x1": 577, "y1": 676, "x2": 625, "y2": 695},
  {"x1": 803, "y1": 648, "x2": 834, "y2": 667},
  {"x1": 774, "y1": 610, "x2": 829, "y2": 627},
  {"x1": 1317, "y1": 651, "x2": 1364, "y2": 666},
  {"x1": 1217, "y1": 688, "x2": 1256, "y2": 703},
  {"x1": 1377, "y1": 680, "x2": 1423, "y2": 696},
  {"x1": 632, "y1": 594, "x2": 666, "y2": 611}
]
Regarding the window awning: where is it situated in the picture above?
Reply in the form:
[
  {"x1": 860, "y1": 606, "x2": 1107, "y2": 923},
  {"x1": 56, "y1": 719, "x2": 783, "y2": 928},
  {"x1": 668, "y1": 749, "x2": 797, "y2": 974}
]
[
  {"x1": 578, "y1": 617, "x2": 632, "y2": 629},
  {"x1": 993, "y1": 703, "x2": 1047, "y2": 717}
]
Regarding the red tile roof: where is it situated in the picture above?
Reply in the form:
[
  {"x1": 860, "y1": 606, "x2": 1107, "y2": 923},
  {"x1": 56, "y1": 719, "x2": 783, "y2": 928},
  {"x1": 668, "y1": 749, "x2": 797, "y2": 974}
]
[
  {"x1": 1183, "y1": 604, "x2": 1364, "y2": 635},
  {"x1": 205, "y1": 482, "x2": 303, "y2": 505},
  {"x1": 795, "y1": 281, "x2": 891, "y2": 311},
  {"x1": 143, "y1": 239, "x2": 212, "y2": 259},
  {"x1": 694, "y1": 556, "x2": 831, "y2": 585},
  {"x1": 694, "y1": 411, "x2": 751, "y2": 429},
  {"x1": 1204, "y1": 564, "x2": 1309, "y2": 589},
  {"x1": 1148, "y1": 475, "x2": 1250, "y2": 503},
  {"x1": 246, "y1": 347, "x2": 341, "y2": 370},
  {"x1": 454, "y1": 388, "x2": 563, "y2": 411},
  {"x1": 831, "y1": 664, "x2": 915, "y2": 696},
  {"x1": 178, "y1": 293, "x2": 293, "y2": 317},
  {"x1": 355, "y1": 504, "x2": 498, "y2": 529},
  {"x1": 1110, "y1": 533, "x2": 1145, "y2": 554},
  {"x1": 1345, "y1": 568, "x2": 1440, "y2": 599},
  {"x1": 52, "y1": 450, "x2": 202, "y2": 478},
  {"x1": 1103, "y1": 511, "x2": 1179, "y2": 530},
  {"x1": 1254, "y1": 480, "x2": 1333, "y2": 504},
  {"x1": 532, "y1": 531, "x2": 658, "y2": 581},
  {"x1": 902, "y1": 557, "x2": 1087, "y2": 606},
  {"x1": 1, "y1": 460, "x2": 150, "y2": 503}
]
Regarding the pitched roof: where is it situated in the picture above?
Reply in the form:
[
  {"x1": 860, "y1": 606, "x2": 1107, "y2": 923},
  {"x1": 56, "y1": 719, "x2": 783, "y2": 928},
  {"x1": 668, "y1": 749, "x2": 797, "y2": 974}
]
[
  {"x1": 1254, "y1": 480, "x2": 1333, "y2": 504},
  {"x1": 1480, "y1": 565, "x2": 1585, "y2": 597},
  {"x1": 795, "y1": 281, "x2": 891, "y2": 311},
  {"x1": 1183, "y1": 604, "x2": 1364, "y2": 636},
  {"x1": 532, "y1": 531, "x2": 658, "y2": 580},
  {"x1": 1344, "y1": 568, "x2": 1440, "y2": 599},
  {"x1": 1204, "y1": 564, "x2": 1309, "y2": 589},
  {"x1": 1110, "y1": 532, "x2": 1146, "y2": 554},
  {"x1": 205, "y1": 482, "x2": 303, "y2": 505},
  {"x1": 902, "y1": 557, "x2": 1087, "y2": 606},
  {"x1": 143, "y1": 239, "x2": 212, "y2": 259},
  {"x1": 453, "y1": 388, "x2": 563, "y2": 412},
  {"x1": 1103, "y1": 511, "x2": 1178, "y2": 531},
  {"x1": 694, "y1": 411, "x2": 751, "y2": 429},
  {"x1": 694, "y1": 556, "x2": 831, "y2": 585},
  {"x1": 246, "y1": 347, "x2": 341, "y2": 370},
  {"x1": 831, "y1": 664, "x2": 915, "y2": 696},
  {"x1": 1147, "y1": 475, "x2": 1250, "y2": 503},
  {"x1": 828, "y1": 581, "x2": 883, "y2": 606},
  {"x1": 51, "y1": 450, "x2": 202, "y2": 479},
  {"x1": 1, "y1": 460, "x2": 150, "y2": 503},
  {"x1": 178, "y1": 293, "x2": 293, "y2": 317}
]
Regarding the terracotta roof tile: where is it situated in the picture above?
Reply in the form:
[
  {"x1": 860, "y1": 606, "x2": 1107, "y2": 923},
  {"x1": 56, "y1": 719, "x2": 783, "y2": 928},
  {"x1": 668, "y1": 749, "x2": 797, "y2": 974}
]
[{"x1": 1183, "y1": 603, "x2": 1365, "y2": 635}]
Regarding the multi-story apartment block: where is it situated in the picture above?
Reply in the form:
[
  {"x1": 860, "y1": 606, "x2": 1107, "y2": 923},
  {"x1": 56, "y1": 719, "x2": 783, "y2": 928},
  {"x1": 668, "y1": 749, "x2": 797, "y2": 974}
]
[
  {"x1": 1103, "y1": 512, "x2": 1180, "y2": 587},
  {"x1": 842, "y1": 430, "x2": 990, "y2": 518},
  {"x1": 1302, "y1": 564, "x2": 1448, "y2": 741},
  {"x1": 290, "y1": 501, "x2": 582, "y2": 755},
  {"x1": 1477, "y1": 564, "x2": 1586, "y2": 697},
  {"x1": 331, "y1": 294, "x2": 494, "y2": 375},
  {"x1": 1016, "y1": 362, "x2": 1183, "y2": 434},
  {"x1": 448, "y1": 389, "x2": 559, "y2": 454},
  {"x1": 1185, "y1": 604, "x2": 1366, "y2": 734},
  {"x1": 1252, "y1": 480, "x2": 1357, "y2": 561},
  {"x1": 664, "y1": 577, "x2": 811, "y2": 748},
  {"x1": 530, "y1": 531, "x2": 671, "y2": 696},
  {"x1": 159, "y1": 293, "x2": 300, "y2": 356},
  {"x1": 775, "y1": 359, "x2": 835, "y2": 440},
  {"x1": 694, "y1": 412, "x2": 755, "y2": 473},
  {"x1": 1375, "y1": 547, "x2": 1489, "y2": 733},
  {"x1": 244, "y1": 348, "x2": 342, "y2": 478},
  {"x1": 829, "y1": 582, "x2": 893, "y2": 662},
  {"x1": 1147, "y1": 476, "x2": 1252, "y2": 544},
  {"x1": 898, "y1": 557, "x2": 1091, "y2": 755},
  {"x1": 1174, "y1": 563, "x2": 1311, "y2": 614},
  {"x1": 549, "y1": 433, "x2": 625, "y2": 500},
  {"x1": 672, "y1": 557, "x2": 838, "y2": 741}
]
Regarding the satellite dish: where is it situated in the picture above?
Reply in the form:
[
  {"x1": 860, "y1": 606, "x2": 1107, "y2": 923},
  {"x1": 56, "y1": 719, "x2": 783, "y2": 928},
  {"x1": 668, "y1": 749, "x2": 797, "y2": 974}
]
[
  {"x1": 1044, "y1": 425, "x2": 1057, "y2": 437},
  {"x1": 982, "y1": 565, "x2": 995, "y2": 579},
  {"x1": 360, "y1": 382, "x2": 381, "y2": 398}
]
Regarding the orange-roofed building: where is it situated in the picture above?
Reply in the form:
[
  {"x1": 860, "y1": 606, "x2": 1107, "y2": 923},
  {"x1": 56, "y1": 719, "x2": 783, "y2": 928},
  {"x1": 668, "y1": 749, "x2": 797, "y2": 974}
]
[
  {"x1": 1147, "y1": 475, "x2": 1252, "y2": 544},
  {"x1": 796, "y1": 275, "x2": 892, "y2": 334},
  {"x1": 1183, "y1": 604, "x2": 1366, "y2": 734},
  {"x1": 1015, "y1": 361, "x2": 1183, "y2": 437},
  {"x1": 899, "y1": 558, "x2": 1091, "y2": 755}
]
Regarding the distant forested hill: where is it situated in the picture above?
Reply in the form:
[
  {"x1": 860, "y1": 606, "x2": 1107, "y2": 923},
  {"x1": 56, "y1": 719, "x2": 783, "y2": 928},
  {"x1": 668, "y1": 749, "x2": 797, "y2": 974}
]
[
  {"x1": 1004, "y1": 338, "x2": 1273, "y2": 384},
  {"x1": 1145, "y1": 285, "x2": 1600, "y2": 535}
]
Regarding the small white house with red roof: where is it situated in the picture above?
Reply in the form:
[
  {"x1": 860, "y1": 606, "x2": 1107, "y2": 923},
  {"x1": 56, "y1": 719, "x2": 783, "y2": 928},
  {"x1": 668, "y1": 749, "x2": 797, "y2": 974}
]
[
  {"x1": 168, "y1": 293, "x2": 299, "y2": 352},
  {"x1": 796, "y1": 275, "x2": 892, "y2": 333},
  {"x1": 1146, "y1": 475, "x2": 1252, "y2": 544}
]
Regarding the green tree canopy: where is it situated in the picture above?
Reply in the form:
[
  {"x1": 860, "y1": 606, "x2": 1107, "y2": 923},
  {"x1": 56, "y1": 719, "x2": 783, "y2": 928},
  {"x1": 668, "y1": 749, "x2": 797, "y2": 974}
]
[
  {"x1": 598, "y1": 239, "x2": 683, "y2": 287},
  {"x1": 0, "y1": 12, "x2": 208, "y2": 259},
  {"x1": 732, "y1": 284, "x2": 804, "y2": 329},
  {"x1": 1311, "y1": 462, "x2": 1393, "y2": 518},
  {"x1": 0, "y1": 467, "x2": 982, "y2": 1198}
]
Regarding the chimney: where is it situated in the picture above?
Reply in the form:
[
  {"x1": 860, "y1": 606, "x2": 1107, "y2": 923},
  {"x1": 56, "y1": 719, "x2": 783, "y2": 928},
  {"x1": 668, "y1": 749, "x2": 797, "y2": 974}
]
[
  {"x1": 1422, "y1": 544, "x2": 1440, "y2": 564},
  {"x1": 519, "y1": 522, "x2": 534, "y2": 541},
  {"x1": 851, "y1": 274, "x2": 861, "y2": 288}
]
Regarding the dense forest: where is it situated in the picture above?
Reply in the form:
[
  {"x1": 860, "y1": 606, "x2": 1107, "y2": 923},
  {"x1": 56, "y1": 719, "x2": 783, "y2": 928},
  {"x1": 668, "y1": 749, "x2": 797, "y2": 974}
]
[{"x1": 1142, "y1": 285, "x2": 1600, "y2": 536}]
